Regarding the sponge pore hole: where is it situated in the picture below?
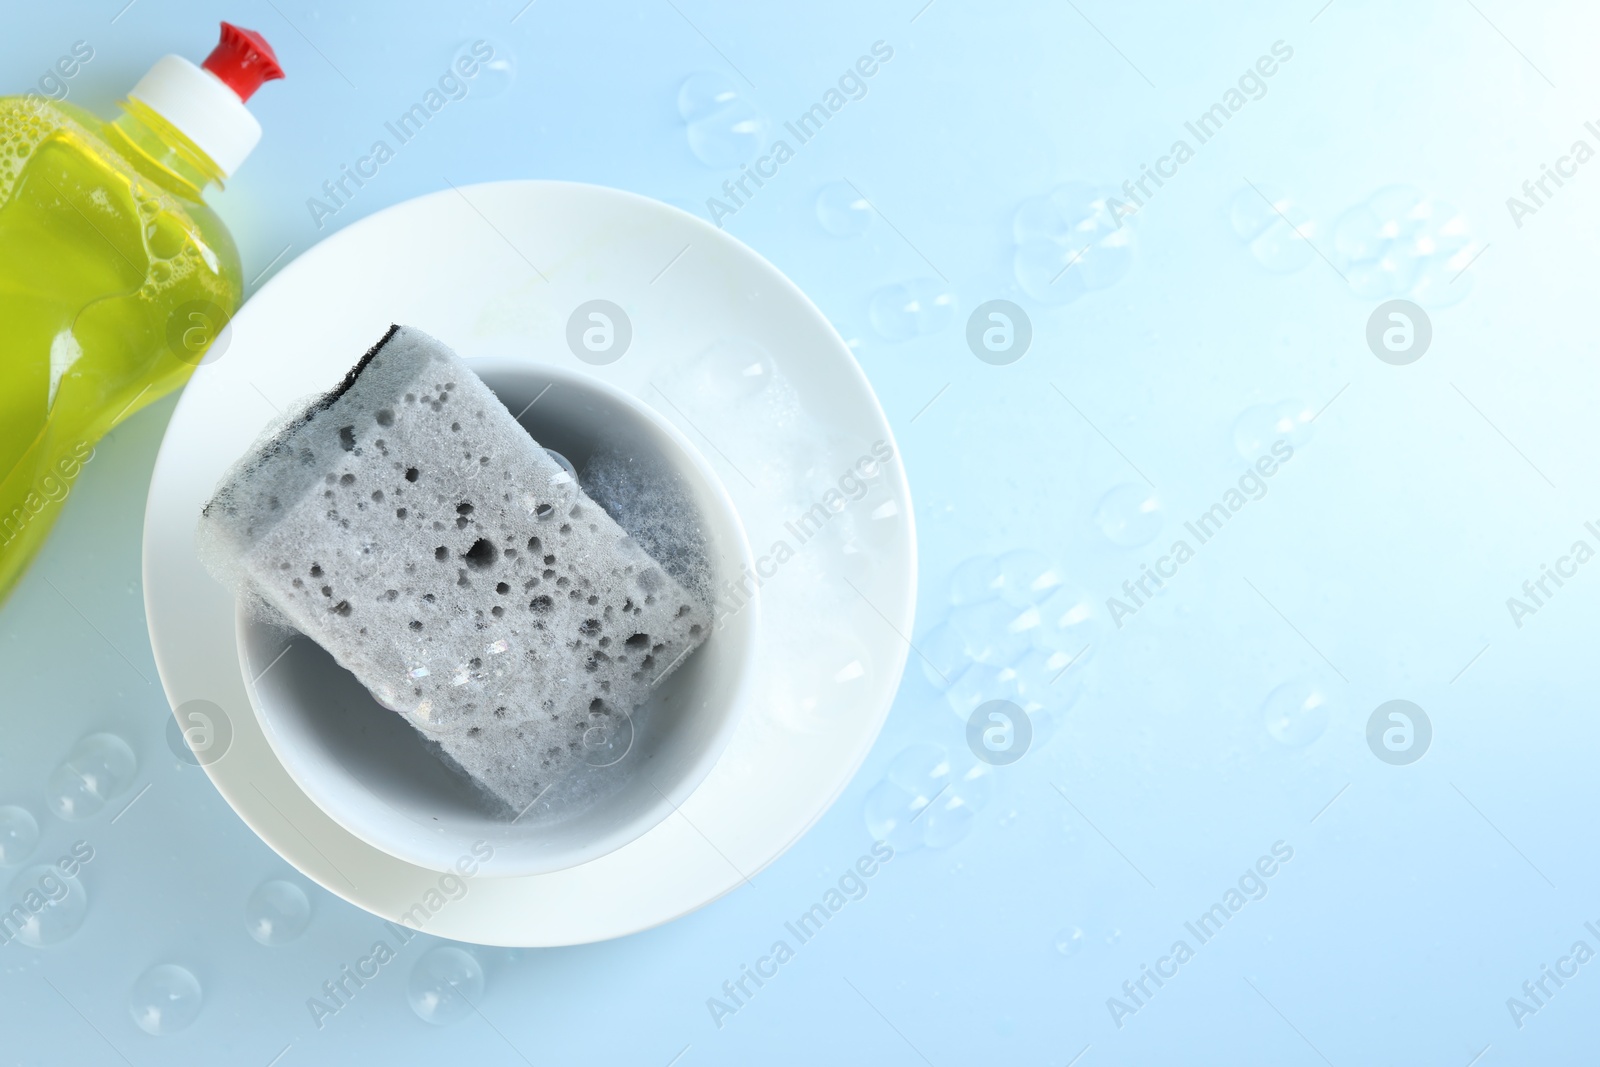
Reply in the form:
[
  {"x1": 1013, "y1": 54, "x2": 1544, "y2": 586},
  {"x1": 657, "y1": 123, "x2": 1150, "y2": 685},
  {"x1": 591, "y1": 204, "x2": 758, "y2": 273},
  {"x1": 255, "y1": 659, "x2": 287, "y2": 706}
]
[{"x1": 462, "y1": 538, "x2": 498, "y2": 570}]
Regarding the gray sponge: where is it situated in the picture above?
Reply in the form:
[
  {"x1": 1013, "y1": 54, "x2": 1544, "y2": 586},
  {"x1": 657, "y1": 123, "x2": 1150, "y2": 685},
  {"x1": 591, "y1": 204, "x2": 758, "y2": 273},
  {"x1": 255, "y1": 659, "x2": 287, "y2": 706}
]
[{"x1": 198, "y1": 325, "x2": 710, "y2": 814}]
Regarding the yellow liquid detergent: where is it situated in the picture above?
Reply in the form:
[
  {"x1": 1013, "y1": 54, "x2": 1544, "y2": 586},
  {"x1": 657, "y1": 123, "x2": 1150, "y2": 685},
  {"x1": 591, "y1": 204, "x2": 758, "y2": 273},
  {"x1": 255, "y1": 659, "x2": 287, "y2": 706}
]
[{"x1": 0, "y1": 23, "x2": 281, "y2": 604}]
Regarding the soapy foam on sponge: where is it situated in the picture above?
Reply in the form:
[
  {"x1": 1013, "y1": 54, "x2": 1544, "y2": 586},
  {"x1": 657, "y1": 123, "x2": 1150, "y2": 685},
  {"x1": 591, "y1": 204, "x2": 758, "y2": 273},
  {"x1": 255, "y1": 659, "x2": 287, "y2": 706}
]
[
  {"x1": 580, "y1": 445, "x2": 712, "y2": 601},
  {"x1": 198, "y1": 325, "x2": 711, "y2": 814}
]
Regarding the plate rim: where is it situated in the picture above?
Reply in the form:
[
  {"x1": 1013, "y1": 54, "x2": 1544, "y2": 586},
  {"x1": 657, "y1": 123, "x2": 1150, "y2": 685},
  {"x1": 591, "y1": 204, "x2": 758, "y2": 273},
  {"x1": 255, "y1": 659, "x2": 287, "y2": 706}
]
[{"x1": 142, "y1": 178, "x2": 917, "y2": 945}]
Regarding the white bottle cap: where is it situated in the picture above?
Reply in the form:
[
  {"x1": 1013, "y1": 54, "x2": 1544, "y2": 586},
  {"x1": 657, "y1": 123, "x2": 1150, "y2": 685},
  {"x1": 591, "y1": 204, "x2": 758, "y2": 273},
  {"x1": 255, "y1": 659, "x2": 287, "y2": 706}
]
[{"x1": 128, "y1": 55, "x2": 261, "y2": 178}]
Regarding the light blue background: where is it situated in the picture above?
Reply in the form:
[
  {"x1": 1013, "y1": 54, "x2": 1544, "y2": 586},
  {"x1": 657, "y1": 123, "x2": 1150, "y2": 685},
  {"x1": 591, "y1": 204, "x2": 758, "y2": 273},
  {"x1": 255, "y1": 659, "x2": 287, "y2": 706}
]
[{"x1": 4, "y1": 1, "x2": 1598, "y2": 1063}]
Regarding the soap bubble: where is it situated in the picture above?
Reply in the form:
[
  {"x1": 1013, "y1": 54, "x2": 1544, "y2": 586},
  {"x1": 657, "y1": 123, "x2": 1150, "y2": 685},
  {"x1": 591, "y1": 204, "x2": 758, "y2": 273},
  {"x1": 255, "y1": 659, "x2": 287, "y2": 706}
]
[
  {"x1": 865, "y1": 745, "x2": 978, "y2": 852},
  {"x1": 1094, "y1": 484, "x2": 1162, "y2": 547},
  {"x1": 1228, "y1": 186, "x2": 1315, "y2": 273},
  {"x1": 869, "y1": 279, "x2": 956, "y2": 340},
  {"x1": 690, "y1": 339, "x2": 777, "y2": 405},
  {"x1": 144, "y1": 212, "x2": 187, "y2": 259},
  {"x1": 1013, "y1": 241, "x2": 1087, "y2": 305},
  {"x1": 6, "y1": 864, "x2": 87, "y2": 946},
  {"x1": 944, "y1": 663, "x2": 1009, "y2": 720},
  {"x1": 995, "y1": 549, "x2": 1062, "y2": 606},
  {"x1": 815, "y1": 181, "x2": 872, "y2": 236},
  {"x1": 1232, "y1": 400, "x2": 1314, "y2": 460},
  {"x1": 0, "y1": 806, "x2": 40, "y2": 866},
  {"x1": 1010, "y1": 647, "x2": 1085, "y2": 721},
  {"x1": 1342, "y1": 240, "x2": 1423, "y2": 299},
  {"x1": 952, "y1": 747, "x2": 1000, "y2": 802},
  {"x1": 663, "y1": 338, "x2": 778, "y2": 412},
  {"x1": 409, "y1": 945, "x2": 485, "y2": 1025},
  {"x1": 826, "y1": 519, "x2": 895, "y2": 590},
  {"x1": 918, "y1": 623, "x2": 969, "y2": 689},
  {"x1": 678, "y1": 72, "x2": 768, "y2": 169},
  {"x1": 1248, "y1": 217, "x2": 1317, "y2": 273},
  {"x1": 47, "y1": 733, "x2": 138, "y2": 821},
  {"x1": 677, "y1": 71, "x2": 737, "y2": 122},
  {"x1": 128, "y1": 964, "x2": 203, "y2": 1036},
  {"x1": 451, "y1": 37, "x2": 517, "y2": 99},
  {"x1": 1329, "y1": 203, "x2": 1385, "y2": 265},
  {"x1": 949, "y1": 555, "x2": 1004, "y2": 605},
  {"x1": 544, "y1": 448, "x2": 578, "y2": 484},
  {"x1": 921, "y1": 782, "x2": 981, "y2": 847},
  {"x1": 772, "y1": 635, "x2": 873, "y2": 731},
  {"x1": 581, "y1": 703, "x2": 635, "y2": 768},
  {"x1": 916, "y1": 760, "x2": 993, "y2": 848},
  {"x1": 1262, "y1": 680, "x2": 1332, "y2": 746},
  {"x1": 949, "y1": 600, "x2": 1034, "y2": 666},
  {"x1": 833, "y1": 481, "x2": 903, "y2": 560},
  {"x1": 1409, "y1": 253, "x2": 1472, "y2": 309},
  {"x1": 542, "y1": 448, "x2": 581, "y2": 517},
  {"x1": 1033, "y1": 585, "x2": 1097, "y2": 669},
  {"x1": 886, "y1": 743, "x2": 952, "y2": 795},
  {"x1": 1054, "y1": 926, "x2": 1086, "y2": 957},
  {"x1": 816, "y1": 635, "x2": 872, "y2": 695},
  {"x1": 245, "y1": 879, "x2": 312, "y2": 946},
  {"x1": 863, "y1": 780, "x2": 927, "y2": 852}
]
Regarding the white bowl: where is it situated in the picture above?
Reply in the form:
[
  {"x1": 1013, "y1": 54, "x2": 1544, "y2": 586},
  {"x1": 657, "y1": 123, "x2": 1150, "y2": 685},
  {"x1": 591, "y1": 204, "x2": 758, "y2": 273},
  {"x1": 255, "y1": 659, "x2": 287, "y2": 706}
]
[{"x1": 236, "y1": 359, "x2": 759, "y2": 878}]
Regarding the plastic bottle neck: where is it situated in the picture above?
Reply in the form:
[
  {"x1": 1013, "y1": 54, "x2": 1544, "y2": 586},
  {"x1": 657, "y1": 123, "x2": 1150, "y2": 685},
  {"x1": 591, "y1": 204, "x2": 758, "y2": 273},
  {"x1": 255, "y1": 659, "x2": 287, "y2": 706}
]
[{"x1": 107, "y1": 97, "x2": 226, "y2": 199}]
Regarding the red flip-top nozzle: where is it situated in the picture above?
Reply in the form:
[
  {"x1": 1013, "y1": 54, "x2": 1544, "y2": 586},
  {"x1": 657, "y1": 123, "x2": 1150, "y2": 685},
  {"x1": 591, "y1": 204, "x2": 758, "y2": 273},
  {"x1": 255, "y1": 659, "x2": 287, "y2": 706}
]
[{"x1": 201, "y1": 22, "x2": 284, "y2": 102}]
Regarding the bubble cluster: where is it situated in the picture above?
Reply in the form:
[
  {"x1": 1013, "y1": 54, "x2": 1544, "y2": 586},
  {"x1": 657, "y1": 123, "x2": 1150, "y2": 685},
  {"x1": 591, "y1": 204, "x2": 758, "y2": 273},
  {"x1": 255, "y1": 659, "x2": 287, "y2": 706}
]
[
  {"x1": 128, "y1": 964, "x2": 203, "y2": 1036},
  {"x1": 0, "y1": 98, "x2": 56, "y2": 205},
  {"x1": 1230, "y1": 183, "x2": 1481, "y2": 307},
  {"x1": 1012, "y1": 183, "x2": 1134, "y2": 305},
  {"x1": 862, "y1": 744, "x2": 994, "y2": 850},
  {"x1": 1227, "y1": 185, "x2": 1317, "y2": 273},
  {"x1": 677, "y1": 72, "x2": 768, "y2": 169},
  {"x1": 408, "y1": 945, "x2": 485, "y2": 1025},
  {"x1": 245, "y1": 879, "x2": 313, "y2": 945},
  {"x1": 868, "y1": 279, "x2": 956, "y2": 340},
  {"x1": 918, "y1": 551, "x2": 1093, "y2": 747},
  {"x1": 1332, "y1": 186, "x2": 1479, "y2": 308},
  {"x1": 46, "y1": 732, "x2": 138, "y2": 821}
]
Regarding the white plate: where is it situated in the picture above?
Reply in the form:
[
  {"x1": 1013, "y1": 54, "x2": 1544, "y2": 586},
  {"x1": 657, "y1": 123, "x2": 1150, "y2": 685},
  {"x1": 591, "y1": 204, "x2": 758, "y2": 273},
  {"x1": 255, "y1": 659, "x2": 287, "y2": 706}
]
[{"x1": 142, "y1": 181, "x2": 917, "y2": 945}]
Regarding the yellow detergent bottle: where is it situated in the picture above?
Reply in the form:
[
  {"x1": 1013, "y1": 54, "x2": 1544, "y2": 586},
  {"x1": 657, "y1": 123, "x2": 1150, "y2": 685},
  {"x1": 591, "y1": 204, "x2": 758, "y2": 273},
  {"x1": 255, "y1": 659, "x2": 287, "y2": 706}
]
[{"x1": 0, "y1": 22, "x2": 282, "y2": 603}]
